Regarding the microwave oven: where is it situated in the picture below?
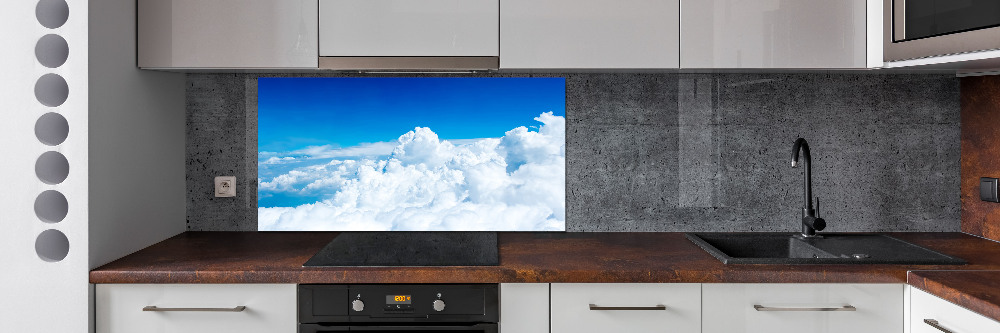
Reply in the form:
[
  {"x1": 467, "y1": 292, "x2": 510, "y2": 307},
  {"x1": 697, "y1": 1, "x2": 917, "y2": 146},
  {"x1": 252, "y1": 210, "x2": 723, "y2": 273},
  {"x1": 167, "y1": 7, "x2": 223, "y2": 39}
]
[{"x1": 884, "y1": 0, "x2": 1000, "y2": 62}]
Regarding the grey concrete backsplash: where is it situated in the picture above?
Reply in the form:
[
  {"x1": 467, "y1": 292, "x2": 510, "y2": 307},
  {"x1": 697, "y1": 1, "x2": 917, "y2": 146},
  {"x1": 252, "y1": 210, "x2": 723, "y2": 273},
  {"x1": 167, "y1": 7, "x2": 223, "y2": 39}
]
[{"x1": 186, "y1": 73, "x2": 960, "y2": 232}]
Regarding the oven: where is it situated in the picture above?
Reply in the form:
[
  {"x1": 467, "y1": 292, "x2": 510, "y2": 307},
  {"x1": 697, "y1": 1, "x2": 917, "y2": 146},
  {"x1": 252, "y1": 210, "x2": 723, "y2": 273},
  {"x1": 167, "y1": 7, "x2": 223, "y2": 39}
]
[
  {"x1": 885, "y1": 0, "x2": 1000, "y2": 61},
  {"x1": 299, "y1": 284, "x2": 498, "y2": 333}
]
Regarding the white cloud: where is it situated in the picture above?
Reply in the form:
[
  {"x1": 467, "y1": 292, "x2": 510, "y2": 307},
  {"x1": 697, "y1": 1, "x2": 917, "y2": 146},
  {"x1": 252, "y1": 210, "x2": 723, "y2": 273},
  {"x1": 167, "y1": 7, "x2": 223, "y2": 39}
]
[
  {"x1": 259, "y1": 141, "x2": 398, "y2": 161},
  {"x1": 257, "y1": 112, "x2": 565, "y2": 231},
  {"x1": 261, "y1": 156, "x2": 296, "y2": 165}
]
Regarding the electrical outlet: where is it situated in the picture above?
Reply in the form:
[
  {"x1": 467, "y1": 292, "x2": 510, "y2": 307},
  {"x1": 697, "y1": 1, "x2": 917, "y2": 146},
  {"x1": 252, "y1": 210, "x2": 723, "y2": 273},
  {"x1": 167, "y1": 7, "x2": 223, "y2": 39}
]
[{"x1": 215, "y1": 176, "x2": 236, "y2": 198}]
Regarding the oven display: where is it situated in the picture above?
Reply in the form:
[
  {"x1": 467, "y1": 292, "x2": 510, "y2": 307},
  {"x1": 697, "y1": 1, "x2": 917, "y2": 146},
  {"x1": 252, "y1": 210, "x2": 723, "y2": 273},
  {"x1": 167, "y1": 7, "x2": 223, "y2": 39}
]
[{"x1": 386, "y1": 295, "x2": 412, "y2": 304}]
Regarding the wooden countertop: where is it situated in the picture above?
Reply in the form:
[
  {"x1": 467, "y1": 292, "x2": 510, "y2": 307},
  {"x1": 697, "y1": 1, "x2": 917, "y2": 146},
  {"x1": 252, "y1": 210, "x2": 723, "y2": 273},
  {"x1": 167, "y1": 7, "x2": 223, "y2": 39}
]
[
  {"x1": 90, "y1": 231, "x2": 1000, "y2": 284},
  {"x1": 908, "y1": 270, "x2": 1000, "y2": 323},
  {"x1": 90, "y1": 232, "x2": 1000, "y2": 322}
]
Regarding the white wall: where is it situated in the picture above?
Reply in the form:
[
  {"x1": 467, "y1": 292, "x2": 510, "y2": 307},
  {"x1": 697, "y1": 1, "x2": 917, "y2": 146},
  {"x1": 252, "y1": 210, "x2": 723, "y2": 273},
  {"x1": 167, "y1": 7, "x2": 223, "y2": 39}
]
[{"x1": 88, "y1": 0, "x2": 186, "y2": 270}]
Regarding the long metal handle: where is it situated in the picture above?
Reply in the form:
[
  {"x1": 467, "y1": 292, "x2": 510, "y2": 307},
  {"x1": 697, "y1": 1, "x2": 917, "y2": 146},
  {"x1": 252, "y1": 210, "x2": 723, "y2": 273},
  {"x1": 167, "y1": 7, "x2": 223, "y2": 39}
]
[
  {"x1": 753, "y1": 305, "x2": 856, "y2": 312},
  {"x1": 143, "y1": 306, "x2": 246, "y2": 312},
  {"x1": 589, "y1": 304, "x2": 666, "y2": 311},
  {"x1": 924, "y1": 319, "x2": 955, "y2": 333}
]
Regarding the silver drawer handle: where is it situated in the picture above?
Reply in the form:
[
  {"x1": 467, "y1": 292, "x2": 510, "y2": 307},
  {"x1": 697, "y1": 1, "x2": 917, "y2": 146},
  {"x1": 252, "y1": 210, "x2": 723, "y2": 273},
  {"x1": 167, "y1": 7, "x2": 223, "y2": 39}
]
[
  {"x1": 754, "y1": 305, "x2": 856, "y2": 312},
  {"x1": 143, "y1": 306, "x2": 246, "y2": 312},
  {"x1": 924, "y1": 319, "x2": 955, "y2": 333},
  {"x1": 589, "y1": 304, "x2": 667, "y2": 311}
]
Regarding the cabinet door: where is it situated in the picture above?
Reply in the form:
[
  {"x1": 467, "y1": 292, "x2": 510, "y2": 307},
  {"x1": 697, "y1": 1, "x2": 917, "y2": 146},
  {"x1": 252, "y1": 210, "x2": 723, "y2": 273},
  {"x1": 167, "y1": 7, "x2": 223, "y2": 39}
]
[
  {"x1": 551, "y1": 283, "x2": 700, "y2": 333},
  {"x1": 500, "y1": 284, "x2": 549, "y2": 333},
  {"x1": 138, "y1": 0, "x2": 318, "y2": 69},
  {"x1": 501, "y1": 0, "x2": 680, "y2": 69},
  {"x1": 319, "y1": 0, "x2": 499, "y2": 57},
  {"x1": 911, "y1": 287, "x2": 1000, "y2": 333},
  {"x1": 702, "y1": 283, "x2": 903, "y2": 333},
  {"x1": 681, "y1": 0, "x2": 868, "y2": 68},
  {"x1": 96, "y1": 284, "x2": 297, "y2": 333}
]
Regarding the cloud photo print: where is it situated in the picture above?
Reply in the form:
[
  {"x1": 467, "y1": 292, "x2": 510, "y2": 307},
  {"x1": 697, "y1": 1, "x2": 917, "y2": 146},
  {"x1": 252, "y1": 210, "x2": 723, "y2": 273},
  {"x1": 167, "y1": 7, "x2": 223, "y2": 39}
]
[{"x1": 257, "y1": 77, "x2": 566, "y2": 231}]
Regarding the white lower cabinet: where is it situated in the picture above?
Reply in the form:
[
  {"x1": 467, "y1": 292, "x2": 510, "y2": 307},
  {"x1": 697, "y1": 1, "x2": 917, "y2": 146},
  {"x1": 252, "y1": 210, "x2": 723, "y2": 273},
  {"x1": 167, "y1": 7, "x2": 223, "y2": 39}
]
[
  {"x1": 702, "y1": 283, "x2": 903, "y2": 333},
  {"x1": 96, "y1": 284, "x2": 297, "y2": 333},
  {"x1": 910, "y1": 287, "x2": 1000, "y2": 333},
  {"x1": 551, "y1": 283, "x2": 702, "y2": 333},
  {"x1": 99, "y1": 282, "x2": 1000, "y2": 333},
  {"x1": 500, "y1": 283, "x2": 549, "y2": 333}
]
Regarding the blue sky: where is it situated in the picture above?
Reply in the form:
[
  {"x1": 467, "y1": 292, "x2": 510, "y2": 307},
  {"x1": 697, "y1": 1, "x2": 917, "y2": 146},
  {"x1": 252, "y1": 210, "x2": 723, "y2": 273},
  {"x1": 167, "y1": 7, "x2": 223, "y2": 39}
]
[{"x1": 258, "y1": 77, "x2": 566, "y2": 154}]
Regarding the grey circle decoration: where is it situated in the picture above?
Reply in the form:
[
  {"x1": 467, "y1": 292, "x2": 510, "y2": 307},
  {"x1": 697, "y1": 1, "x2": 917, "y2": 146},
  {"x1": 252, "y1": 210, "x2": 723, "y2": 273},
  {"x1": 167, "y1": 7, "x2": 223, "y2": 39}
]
[
  {"x1": 35, "y1": 151, "x2": 69, "y2": 185},
  {"x1": 36, "y1": 0, "x2": 69, "y2": 29},
  {"x1": 35, "y1": 34, "x2": 69, "y2": 68},
  {"x1": 34, "y1": 190, "x2": 68, "y2": 223},
  {"x1": 35, "y1": 229, "x2": 69, "y2": 262},
  {"x1": 35, "y1": 112, "x2": 69, "y2": 146},
  {"x1": 34, "y1": 73, "x2": 69, "y2": 107}
]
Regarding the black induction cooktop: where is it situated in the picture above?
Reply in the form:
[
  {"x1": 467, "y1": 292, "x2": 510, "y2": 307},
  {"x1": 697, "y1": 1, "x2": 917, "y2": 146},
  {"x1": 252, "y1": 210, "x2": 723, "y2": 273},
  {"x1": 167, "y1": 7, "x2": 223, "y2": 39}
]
[{"x1": 303, "y1": 232, "x2": 500, "y2": 267}]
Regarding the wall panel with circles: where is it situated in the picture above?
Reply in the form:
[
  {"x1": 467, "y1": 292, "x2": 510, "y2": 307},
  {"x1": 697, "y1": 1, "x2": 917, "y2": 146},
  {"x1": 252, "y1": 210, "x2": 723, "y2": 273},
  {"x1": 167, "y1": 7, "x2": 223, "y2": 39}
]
[
  {"x1": 32, "y1": 0, "x2": 72, "y2": 265},
  {"x1": 4, "y1": 0, "x2": 88, "y2": 330}
]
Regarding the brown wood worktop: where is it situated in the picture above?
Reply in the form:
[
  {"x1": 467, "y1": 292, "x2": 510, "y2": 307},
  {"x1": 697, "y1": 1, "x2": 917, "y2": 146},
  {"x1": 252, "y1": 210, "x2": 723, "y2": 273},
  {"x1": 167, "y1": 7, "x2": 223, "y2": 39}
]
[
  {"x1": 908, "y1": 270, "x2": 1000, "y2": 323},
  {"x1": 90, "y1": 232, "x2": 1000, "y2": 285}
]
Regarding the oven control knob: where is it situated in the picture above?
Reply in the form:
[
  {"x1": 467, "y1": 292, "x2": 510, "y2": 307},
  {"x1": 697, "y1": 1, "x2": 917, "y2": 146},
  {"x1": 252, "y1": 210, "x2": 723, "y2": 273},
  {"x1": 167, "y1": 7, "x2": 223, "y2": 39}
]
[
  {"x1": 432, "y1": 299, "x2": 446, "y2": 312},
  {"x1": 352, "y1": 299, "x2": 365, "y2": 312}
]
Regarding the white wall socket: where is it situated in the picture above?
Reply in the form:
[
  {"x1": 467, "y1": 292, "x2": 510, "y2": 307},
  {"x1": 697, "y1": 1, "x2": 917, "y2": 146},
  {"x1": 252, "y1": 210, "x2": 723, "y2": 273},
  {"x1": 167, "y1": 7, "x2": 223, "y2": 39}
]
[{"x1": 215, "y1": 176, "x2": 236, "y2": 197}]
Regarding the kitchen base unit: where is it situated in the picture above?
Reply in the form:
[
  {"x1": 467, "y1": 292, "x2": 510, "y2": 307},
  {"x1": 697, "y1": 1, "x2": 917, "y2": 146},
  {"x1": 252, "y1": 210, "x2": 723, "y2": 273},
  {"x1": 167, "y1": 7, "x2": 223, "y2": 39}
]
[
  {"x1": 551, "y1": 283, "x2": 702, "y2": 333},
  {"x1": 702, "y1": 283, "x2": 903, "y2": 333},
  {"x1": 499, "y1": 283, "x2": 549, "y2": 333},
  {"x1": 910, "y1": 286, "x2": 1000, "y2": 333},
  {"x1": 95, "y1": 284, "x2": 296, "y2": 333}
]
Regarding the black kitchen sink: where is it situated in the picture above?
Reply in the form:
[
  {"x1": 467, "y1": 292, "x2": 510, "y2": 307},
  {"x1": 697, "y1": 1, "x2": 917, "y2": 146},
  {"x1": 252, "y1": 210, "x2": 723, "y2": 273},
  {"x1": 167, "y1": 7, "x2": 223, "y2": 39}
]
[{"x1": 686, "y1": 233, "x2": 966, "y2": 265}]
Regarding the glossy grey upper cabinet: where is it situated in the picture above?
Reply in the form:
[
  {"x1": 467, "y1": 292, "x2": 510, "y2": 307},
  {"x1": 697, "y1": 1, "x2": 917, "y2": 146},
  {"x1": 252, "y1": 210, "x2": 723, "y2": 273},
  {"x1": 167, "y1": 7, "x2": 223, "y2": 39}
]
[
  {"x1": 138, "y1": 0, "x2": 318, "y2": 69},
  {"x1": 501, "y1": 0, "x2": 680, "y2": 69},
  {"x1": 319, "y1": 0, "x2": 499, "y2": 57},
  {"x1": 681, "y1": 0, "x2": 878, "y2": 69}
]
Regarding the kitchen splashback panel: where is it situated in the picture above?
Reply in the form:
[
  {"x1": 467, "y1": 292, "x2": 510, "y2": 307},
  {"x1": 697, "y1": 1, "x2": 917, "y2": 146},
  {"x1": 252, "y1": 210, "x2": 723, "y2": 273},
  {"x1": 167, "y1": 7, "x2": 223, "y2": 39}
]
[{"x1": 186, "y1": 73, "x2": 960, "y2": 232}]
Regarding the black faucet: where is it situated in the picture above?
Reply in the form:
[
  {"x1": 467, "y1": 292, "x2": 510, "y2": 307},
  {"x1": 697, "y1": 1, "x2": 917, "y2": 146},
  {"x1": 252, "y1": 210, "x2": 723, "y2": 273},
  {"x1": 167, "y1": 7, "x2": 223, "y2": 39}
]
[{"x1": 791, "y1": 138, "x2": 826, "y2": 238}]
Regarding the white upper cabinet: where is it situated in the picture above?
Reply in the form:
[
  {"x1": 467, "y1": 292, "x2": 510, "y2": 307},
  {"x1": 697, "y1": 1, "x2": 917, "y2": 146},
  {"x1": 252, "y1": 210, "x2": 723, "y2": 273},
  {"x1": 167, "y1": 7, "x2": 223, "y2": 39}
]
[
  {"x1": 137, "y1": 0, "x2": 318, "y2": 69},
  {"x1": 319, "y1": 0, "x2": 499, "y2": 57},
  {"x1": 681, "y1": 0, "x2": 874, "y2": 68},
  {"x1": 500, "y1": 0, "x2": 680, "y2": 69}
]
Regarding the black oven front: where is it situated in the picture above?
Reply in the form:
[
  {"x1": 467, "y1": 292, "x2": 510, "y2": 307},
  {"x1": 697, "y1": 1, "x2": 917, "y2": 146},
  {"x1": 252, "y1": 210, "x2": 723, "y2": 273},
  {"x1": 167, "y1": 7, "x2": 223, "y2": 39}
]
[{"x1": 299, "y1": 284, "x2": 498, "y2": 333}]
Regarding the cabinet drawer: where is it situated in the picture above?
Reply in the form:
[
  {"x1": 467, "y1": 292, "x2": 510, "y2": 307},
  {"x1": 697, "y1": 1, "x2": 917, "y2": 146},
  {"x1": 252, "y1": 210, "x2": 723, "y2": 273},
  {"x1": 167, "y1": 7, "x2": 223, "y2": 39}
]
[
  {"x1": 702, "y1": 283, "x2": 902, "y2": 333},
  {"x1": 911, "y1": 288, "x2": 1000, "y2": 333},
  {"x1": 96, "y1": 284, "x2": 296, "y2": 333},
  {"x1": 551, "y1": 283, "x2": 700, "y2": 333}
]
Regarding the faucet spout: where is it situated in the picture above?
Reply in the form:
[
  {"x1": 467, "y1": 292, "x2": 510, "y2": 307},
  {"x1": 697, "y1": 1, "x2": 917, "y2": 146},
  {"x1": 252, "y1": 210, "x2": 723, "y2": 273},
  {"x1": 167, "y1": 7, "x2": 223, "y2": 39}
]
[{"x1": 791, "y1": 138, "x2": 825, "y2": 237}]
